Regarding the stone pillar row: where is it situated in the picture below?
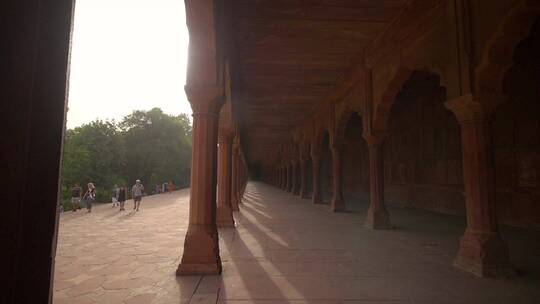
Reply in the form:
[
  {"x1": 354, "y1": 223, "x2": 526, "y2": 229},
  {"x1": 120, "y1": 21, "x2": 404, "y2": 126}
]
[{"x1": 267, "y1": 94, "x2": 512, "y2": 278}]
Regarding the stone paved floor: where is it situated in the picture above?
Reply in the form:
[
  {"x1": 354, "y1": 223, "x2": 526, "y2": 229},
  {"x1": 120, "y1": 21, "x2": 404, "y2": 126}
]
[{"x1": 53, "y1": 182, "x2": 540, "y2": 304}]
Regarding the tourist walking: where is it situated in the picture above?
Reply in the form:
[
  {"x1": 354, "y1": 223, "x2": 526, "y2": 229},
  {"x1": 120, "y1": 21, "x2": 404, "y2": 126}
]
[
  {"x1": 70, "y1": 184, "x2": 82, "y2": 211},
  {"x1": 111, "y1": 185, "x2": 119, "y2": 207},
  {"x1": 167, "y1": 181, "x2": 174, "y2": 194},
  {"x1": 162, "y1": 182, "x2": 167, "y2": 193},
  {"x1": 118, "y1": 186, "x2": 127, "y2": 211},
  {"x1": 83, "y1": 182, "x2": 96, "y2": 213},
  {"x1": 132, "y1": 179, "x2": 144, "y2": 211}
]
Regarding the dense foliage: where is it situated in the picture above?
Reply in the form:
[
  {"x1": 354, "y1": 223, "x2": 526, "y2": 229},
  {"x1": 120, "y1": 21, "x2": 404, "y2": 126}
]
[{"x1": 60, "y1": 108, "x2": 192, "y2": 208}]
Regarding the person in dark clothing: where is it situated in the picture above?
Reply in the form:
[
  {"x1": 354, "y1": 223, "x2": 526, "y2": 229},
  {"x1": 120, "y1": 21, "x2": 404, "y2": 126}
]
[
  {"x1": 118, "y1": 186, "x2": 127, "y2": 211},
  {"x1": 71, "y1": 184, "x2": 82, "y2": 211}
]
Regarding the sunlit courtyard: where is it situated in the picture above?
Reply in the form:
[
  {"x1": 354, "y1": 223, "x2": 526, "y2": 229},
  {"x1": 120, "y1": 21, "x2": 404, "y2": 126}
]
[{"x1": 53, "y1": 182, "x2": 540, "y2": 304}]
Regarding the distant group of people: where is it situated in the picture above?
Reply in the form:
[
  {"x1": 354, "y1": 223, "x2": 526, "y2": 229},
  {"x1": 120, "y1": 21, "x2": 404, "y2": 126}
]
[
  {"x1": 69, "y1": 179, "x2": 175, "y2": 213},
  {"x1": 154, "y1": 181, "x2": 174, "y2": 194},
  {"x1": 70, "y1": 182, "x2": 96, "y2": 213}
]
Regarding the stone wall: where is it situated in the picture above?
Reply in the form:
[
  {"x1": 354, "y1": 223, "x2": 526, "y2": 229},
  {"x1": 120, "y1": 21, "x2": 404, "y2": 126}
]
[{"x1": 492, "y1": 18, "x2": 540, "y2": 229}]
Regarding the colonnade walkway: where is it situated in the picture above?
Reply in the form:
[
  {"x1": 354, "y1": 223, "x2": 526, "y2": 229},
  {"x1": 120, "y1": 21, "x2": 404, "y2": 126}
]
[{"x1": 53, "y1": 182, "x2": 540, "y2": 304}]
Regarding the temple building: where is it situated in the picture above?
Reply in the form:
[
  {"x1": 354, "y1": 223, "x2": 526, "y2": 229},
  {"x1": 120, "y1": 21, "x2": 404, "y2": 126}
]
[{"x1": 3, "y1": 0, "x2": 540, "y2": 303}]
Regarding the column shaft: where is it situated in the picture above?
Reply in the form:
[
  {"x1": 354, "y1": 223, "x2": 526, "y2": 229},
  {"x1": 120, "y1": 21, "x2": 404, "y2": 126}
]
[
  {"x1": 216, "y1": 134, "x2": 234, "y2": 227},
  {"x1": 286, "y1": 164, "x2": 292, "y2": 192},
  {"x1": 364, "y1": 135, "x2": 392, "y2": 229},
  {"x1": 177, "y1": 86, "x2": 223, "y2": 275},
  {"x1": 282, "y1": 166, "x2": 287, "y2": 190},
  {"x1": 445, "y1": 95, "x2": 513, "y2": 277},
  {"x1": 311, "y1": 156, "x2": 322, "y2": 204},
  {"x1": 292, "y1": 161, "x2": 300, "y2": 195},
  {"x1": 455, "y1": 119, "x2": 512, "y2": 276},
  {"x1": 299, "y1": 159, "x2": 308, "y2": 199},
  {"x1": 330, "y1": 147, "x2": 345, "y2": 211},
  {"x1": 230, "y1": 147, "x2": 239, "y2": 211}
]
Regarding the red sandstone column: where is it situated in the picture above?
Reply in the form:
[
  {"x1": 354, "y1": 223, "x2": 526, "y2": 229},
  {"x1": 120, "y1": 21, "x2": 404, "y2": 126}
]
[
  {"x1": 286, "y1": 163, "x2": 292, "y2": 192},
  {"x1": 281, "y1": 166, "x2": 287, "y2": 190},
  {"x1": 363, "y1": 134, "x2": 392, "y2": 229},
  {"x1": 330, "y1": 146, "x2": 346, "y2": 212},
  {"x1": 277, "y1": 167, "x2": 281, "y2": 188},
  {"x1": 230, "y1": 145, "x2": 240, "y2": 211},
  {"x1": 238, "y1": 151, "x2": 246, "y2": 201},
  {"x1": 292, "y1": 160, "x2": 300, "y2": 195},
  {"x1": 216, "y1": 132, "x2": 235, "y2": 227},
  {"x1": 177, "y1": 86, "x2": 223, "y2": 275},
  {"x1": 446, "y1": 95, "x2": 513, "y2": 277},
  {"x1": 299, "y1": 158, "x2": 308, "y2": 199},
  {"x1": 279, "y1": 166, "x2": 283, "y2": 189},
  {"x1": 311, "y1": 154, "x2": 322, "y2": 204}
]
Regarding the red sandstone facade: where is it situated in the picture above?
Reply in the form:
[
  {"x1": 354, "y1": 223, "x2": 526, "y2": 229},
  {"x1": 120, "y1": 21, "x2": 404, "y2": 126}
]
[{"x1": 3, "y1": 0, "x2": 540, "y2": 302}]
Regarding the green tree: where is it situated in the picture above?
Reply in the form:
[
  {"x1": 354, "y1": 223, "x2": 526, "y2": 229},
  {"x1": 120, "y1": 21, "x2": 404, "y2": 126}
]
[
  {"x1": 120, "y1": 108, "x2": 192, "y2": 189},
  {"x1": 60, "y1": 108, "x2": 192, "y2": 206}
]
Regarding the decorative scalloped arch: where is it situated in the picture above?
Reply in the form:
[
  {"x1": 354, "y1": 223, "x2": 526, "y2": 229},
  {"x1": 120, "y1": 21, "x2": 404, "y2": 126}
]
[
  {"x1": 333, "y1": 105, "x2": 358, "y2": 147},
  {"x1": 372, "y1": 67, "x2": 414, "y2": 131},
  {"x1": 476, "y1": 1, "x2": 540, "y2": 96},
  {"x1": 372, "y1": 66, "x2": 447, "y2": 132}
]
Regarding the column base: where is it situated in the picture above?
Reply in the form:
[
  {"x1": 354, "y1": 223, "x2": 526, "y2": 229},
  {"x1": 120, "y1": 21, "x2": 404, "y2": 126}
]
[
  {"x1": 365, "y1": 207, "x2": 392, "y2": 229},
  {"x1": 177, "y1": 225, "x2": 222, "y2": 276},
  {"x1": 216, "y1": 205, "x2": 235, "y2": 228},
  {"x1": 331, "y1": 198, "x2": 346, "y2": 212},
  {"x1": 454, "y1": 231, "x2": 515, "y2": 278},
  {"x1": 300, "y1": 191, "x2": 309, "y2": 199}
]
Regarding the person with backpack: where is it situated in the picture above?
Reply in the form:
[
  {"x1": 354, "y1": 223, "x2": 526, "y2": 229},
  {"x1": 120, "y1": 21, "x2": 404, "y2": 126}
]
[{"x1": 70, "y1": 184, "x2": 82, "y2": 211}]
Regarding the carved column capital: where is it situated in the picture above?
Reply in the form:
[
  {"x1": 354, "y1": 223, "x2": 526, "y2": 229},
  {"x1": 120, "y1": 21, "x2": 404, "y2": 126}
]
[
  {"x1": 445, "y1": 94, "x2": 507, "y2": 123},
  {"x1": 185, "y1": 85, "x2": 224, "y2": 115}
]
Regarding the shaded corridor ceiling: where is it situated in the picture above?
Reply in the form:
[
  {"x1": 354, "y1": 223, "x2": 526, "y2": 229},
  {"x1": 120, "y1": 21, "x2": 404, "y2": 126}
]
[{"x1": 228, "y1": 0, "x2": 409, "y2": 164}]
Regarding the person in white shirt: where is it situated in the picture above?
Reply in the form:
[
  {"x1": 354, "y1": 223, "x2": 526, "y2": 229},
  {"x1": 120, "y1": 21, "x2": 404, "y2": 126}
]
[
  {"x1": 131, "y1": 179, "x2": 144, "y2": 211},
  {"x1": 111, "y1": 185, "x2": 119, "y2": 207}
]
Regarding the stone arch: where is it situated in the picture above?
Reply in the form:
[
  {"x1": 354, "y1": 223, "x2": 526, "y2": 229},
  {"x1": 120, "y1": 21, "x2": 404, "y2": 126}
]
[
  {"x1": 373, "y1": 66, "x2": 446, "y2": 132},
  {"x1": 384, "y1": 69, "x2": 463, "y2": 213},
  {"x1": 476, "y1": 1, "x2": 540, "y2": 96},
  {"x1": 490, "y1": 15, "x2": 540, "y2": 229},
  {"x1": 372, "y1": 66, "x2": 414, "y2": 131},
  {"x1": 334, "y1": 105, "x2": 358, "y2": 147}
]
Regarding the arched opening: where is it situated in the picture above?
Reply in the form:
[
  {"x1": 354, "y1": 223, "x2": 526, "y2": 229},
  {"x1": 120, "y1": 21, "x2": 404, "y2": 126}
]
[
  {"x1": 342, "y1": 113, "x2": 370, "y2": 212},
  {"x1": 383, "y1": 71, "x2": 464, "y2": 216},
  {"x1": 320, "y1": 131, "x2": 333, "y2": 204},
  {"x1": 492, "y1": 17, "x2": 540, "y2": 230}
]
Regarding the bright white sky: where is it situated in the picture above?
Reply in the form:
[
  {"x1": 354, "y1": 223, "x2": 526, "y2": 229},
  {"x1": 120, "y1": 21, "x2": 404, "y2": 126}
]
[{"x1": 66, "y1": 0, "x2": 191, "y2": 129}]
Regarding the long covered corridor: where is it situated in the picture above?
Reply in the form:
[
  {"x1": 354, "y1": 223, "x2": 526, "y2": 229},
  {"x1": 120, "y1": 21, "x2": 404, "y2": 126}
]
[
  {"x1": 53, "y1": 183, "x2": 540, "y2": 303},
  {"x1": 5, "y1": 1, "x2": 540, "y2": 303}
]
